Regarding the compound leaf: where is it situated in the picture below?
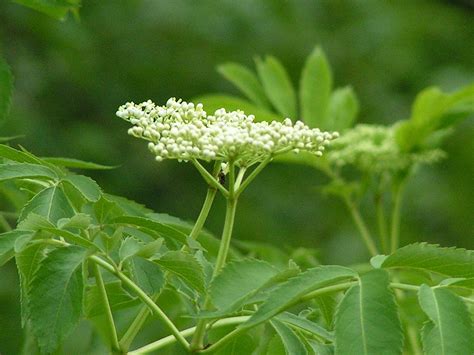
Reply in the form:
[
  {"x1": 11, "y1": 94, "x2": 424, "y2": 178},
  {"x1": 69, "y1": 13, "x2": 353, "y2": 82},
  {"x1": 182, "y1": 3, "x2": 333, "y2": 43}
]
[
  {"x1": 0, "y1": 230, "x2": 34, "y2": 266},
  {"x1": 0, "y1": 163, "x2": 58, "y2": 182},
  {"x1": 61, "y1": 174, "x2": 101, "y2": 202}
]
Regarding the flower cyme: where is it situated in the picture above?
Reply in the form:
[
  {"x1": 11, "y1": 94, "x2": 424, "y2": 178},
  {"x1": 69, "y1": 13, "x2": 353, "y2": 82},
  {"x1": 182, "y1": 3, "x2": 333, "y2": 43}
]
[{"x1": 117, "y1": 98, "x2": 338, "y2": 166}]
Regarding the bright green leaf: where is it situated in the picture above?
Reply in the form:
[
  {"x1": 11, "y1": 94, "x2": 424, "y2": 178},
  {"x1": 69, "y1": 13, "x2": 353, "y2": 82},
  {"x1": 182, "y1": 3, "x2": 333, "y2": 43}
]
[
  {"x1": 126, "y1": 256, "x2": 165, "y2": 296},
  {"x1": 382, "y1": 243, "x2": 474, "y2": 278},
  {"x1": 327, "y1": 86, "x2": 359, "y2": 131},
  {"x1": 119, "y1": 236, "x2": 142, "y2": 262},
  {"x1": 93, "y1": 196, "x2": 124, "y2": 224},
  {"x1": 85, "y1": 280, "x2": 138, "y2": 318},
  {"x1": 334, "y1": 269, "x2": 403, "y2": 355},
  {"x1": 0, "y1": 230, "x2": 34, "y2": 266},
  {"x1": 62, "y1": 174, "x2": 102, "y2": 202},
  {"x1": 218, "y1": 62, "x2": 271, "y2": 109},
  {"x1": 256, "y1": 56, "x2": 297, "y2": 118},
  {"x1": 57, "y1": 213, "x2": 92, "y2": 230},
  {"x1": 42, "y1": 227, "x2": 97, "y2": 250},
  {"x1": 418, "y1": 284, "x2": 474, "y2": 355},
  {"x1": 0, "y1": 56, "x2": 13, "y2": 124},
  {"x1": 13, "y1": 0, "x2": 81, "y2": 21},
  {"x1": 0, "y1": 144, "x2": 42, "y2": 164},
  {"x1": 0, "y1": 163, "x2": 58, "y2": 182},
  {"x1": 17, "y1": 213, "x2": 54, "y2": 231},
  {"x1": 271, "y1": 319, "x2": 308, "y2": 355},
  {"x1": 299, "y1": 47, "x2": 332, "y2": 128},
  {"x1": 277, "y1": 312, "x2": 333, "y2": 342},
  {"x1": 29, "y1": 245, "x2": 87, "y2": 354},
  {"x1": 266, "y1": 334, "x2": 286, "y2": 355}
]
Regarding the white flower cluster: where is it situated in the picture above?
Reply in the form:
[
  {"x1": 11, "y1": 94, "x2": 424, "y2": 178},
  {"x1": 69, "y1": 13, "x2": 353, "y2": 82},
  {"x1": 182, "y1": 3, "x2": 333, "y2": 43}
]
[
  {"x1": 326, "y1": 124, "x2": 445, "y2": 173},
  {"x1": 117, "y1": 98, "x2": 338, "y2": 165}
]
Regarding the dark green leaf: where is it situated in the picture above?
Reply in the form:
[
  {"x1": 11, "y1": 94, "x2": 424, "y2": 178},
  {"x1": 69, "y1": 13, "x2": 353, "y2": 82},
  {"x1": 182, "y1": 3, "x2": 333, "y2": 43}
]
[
  {"x1": 17, "y1": 213, "x2": 54, "y2": 231},
  {"x1": 277, "y1": 312, "x2": 333, "y2": 342},
  {"x1": 57, "y1": 213, "x2": 93, "y2": 230},
  {"x1": 299, "y1": 47, "x2": 332, "y2": 128},
  {"x1": 313, "y1": 293, "x2": 338, "y2": 330},
  {"x1": 256, "y1": 56, "x2": 297, "y2": 118},
  {"x1": 104, "y1": 193, "x2": 153, "y2": 217},
  {"x1": 42, "y1": 227, "x2": 97, "y2": 250},
  {"x1": 0, "y1": 230, "x2": 34, "y2": 266},
  {"x1": 242, "y1": 266, "x2": 356, "y2": 329},
  {"x1": 382, "y1": 243, "x2": 474, "y2": 278},
  {"x1": 0, "y1": 56, "x2": 13, "y2": 124},
  {"x1": 0, "y1": 144, "x2": 40, "y2": 164},
  {"x1": 19, "y1": 185, "x2": 75, "y2": 223},
  {"x1": 29, "y1": 245, "x2": 87, "y2": 354},
  {"x1": 0, "y1": 163, "x2": 58, "y2": 182},
  {"x1": 42, "y1": 157, "x2": 117, "y2": 170},
  {"x1": 93, "y1": 196, "x2": 124, "y2": 224},
  {"x1": 119, "y1": 236, "x2": 143, "y2": 262},
  {"x1": 334, "y1": 269, "x2": 403, "y2": 355},
  {"x1": 85, "y1": 280, "x2": 138, "y2": 318},
  {"x1": 418, "y1": 284, "x2": 473, "y2": 355},
  {"x1": 154, "y1": 251, "x2": 205, "y2": 293},
  {"x1": 61, "y1": 174, "x2": 102, "y2": 202},
  {"x1": 266, "y1": 334, "x2": 286, "y2": 355},
  {"x1": 213, "y1": 332, "x2": 256, "y2": 355},
  {"x1": 271, "y1": 319, "x2": 308, "y2": 355},
  {"x1": 126, "y1": 256, "x2": 165, "y2": 296},
  {"x1": 327, "y1": 86, "x2": 359, "y2": 131}
]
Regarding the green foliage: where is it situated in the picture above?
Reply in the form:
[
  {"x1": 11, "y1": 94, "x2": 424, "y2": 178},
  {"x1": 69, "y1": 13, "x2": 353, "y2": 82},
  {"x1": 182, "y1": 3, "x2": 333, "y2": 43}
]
[
  {"x1": 0, "y1": 57, "x2": 13, "y2": 125},
  {"x1": 334, "y1": 270, "x2": 403, "y2": 355},
  {"x1": 270, "y1": 319, "x2": 308, "y2": 355},
  {"x1": 13, "y1": 0, "x2": 81, "y2": 21},
  {"x1": 418, "y1": 284, "x2": 474, "y2": 355}
]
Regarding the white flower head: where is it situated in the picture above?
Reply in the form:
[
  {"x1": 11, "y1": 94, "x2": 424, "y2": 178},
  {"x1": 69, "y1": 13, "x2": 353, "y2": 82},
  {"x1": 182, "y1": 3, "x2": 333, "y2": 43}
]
[{"x1": 117, "y1": 98, "x2": 338, "y2": 166}]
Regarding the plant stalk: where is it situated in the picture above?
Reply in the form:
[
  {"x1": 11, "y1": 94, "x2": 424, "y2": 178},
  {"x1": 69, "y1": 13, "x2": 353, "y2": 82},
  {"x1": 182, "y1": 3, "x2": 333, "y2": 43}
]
[
  {"x1": 390, "y1": 181, "x2": 405, "y2": 253},
  {"x1": 375, "y1": 192, "x2": 389, "y2": 254}
]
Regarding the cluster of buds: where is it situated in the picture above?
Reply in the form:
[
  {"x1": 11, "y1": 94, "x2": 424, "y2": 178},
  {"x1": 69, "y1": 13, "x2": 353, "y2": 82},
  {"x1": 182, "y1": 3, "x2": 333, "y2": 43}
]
[{"x1": 117, "y1": 98, "x2": 338, "y2": 166}]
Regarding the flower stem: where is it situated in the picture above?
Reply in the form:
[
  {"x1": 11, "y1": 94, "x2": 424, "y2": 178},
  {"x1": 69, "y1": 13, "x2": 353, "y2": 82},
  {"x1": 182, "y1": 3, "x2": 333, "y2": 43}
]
[
  {"x1": 89, "y1": 255, "x2": 190, "y2": 351},
  {"x1": 343, "y1": 197, "x2": 379, "y2": 256},
  {"x1": 190, "y1": 197, "x2": 239, "y2": 351},
  {"x1": 235, "y1": 158, "x2": 271, "y2": 197},
  {"x1": 92, "y1": 262, "x2": 121, "y2": 352},
  {"x1": 390, "y1": 181, "x2": 405, "y2": 253},
  {"x1": 192, "y1": 159, "x2": 229, "y2": 197},
  {"x1": 375, "y1": 192, "x2": 389, "y2": 254}
]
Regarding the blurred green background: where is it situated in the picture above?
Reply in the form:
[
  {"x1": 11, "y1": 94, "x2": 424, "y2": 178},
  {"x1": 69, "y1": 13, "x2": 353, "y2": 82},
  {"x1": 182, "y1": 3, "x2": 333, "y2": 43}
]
[{"x1": 0, "y1": 0, "x2": 473, "y2": 353}]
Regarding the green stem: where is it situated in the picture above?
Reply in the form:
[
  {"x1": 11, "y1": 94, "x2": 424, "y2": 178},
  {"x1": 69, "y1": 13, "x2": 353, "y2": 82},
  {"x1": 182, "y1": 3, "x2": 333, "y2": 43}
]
[
  {"x1": 92, "y1": 263, "x2": 120, "y2": 352},
  {"x1": 343, "y1": 197, "x2": 379, "y2": 256},
  {"x1": 89, "y1": 255, "x2": 190, "y2": 351},
  {"x1": 129, "y1": 316, "x2": 249, "y2": 354},
  {"x1": 235, "y1": 157, "x2": 271, "y2": 197},
  {"x1": 190, "y1": 197, "x2": 239, "y2": 351},
  {"x1": 234, "y1": 167, "x2": 247, "y2": 190},
  {"x1": 189, "y1": 187, "x2": 218, "y2": 241},
  {"x1": 375, "y1": 192, "x2": 389, "y2": 254},
  {"x1": 390, "y1": 181, "x2": 405, "y2": 253},
  {"x1": 192, "y1": 159, "x2": 229, "y2": 197},
  {"x1": 301, "y1": 281, "x2": 358, "y2": 302},
  {"x1": 0, "y1": 214, "x2": 12, "y2": 232}
]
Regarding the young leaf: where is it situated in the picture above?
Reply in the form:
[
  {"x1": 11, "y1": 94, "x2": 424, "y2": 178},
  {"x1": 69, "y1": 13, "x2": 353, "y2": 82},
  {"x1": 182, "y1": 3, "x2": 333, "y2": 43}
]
[
  {"x1": 0, "y1": 230, "x2": 34, "y2": 266},
  {"x1": 0, "y1": 56, "x2": 13, "y2": 124},
  {"x1": 256, "y1": 56, "x2": 297, "y2": 118},
  {"x1": 19, "y1": 185, "x2": 75, "y2": 223},
  {"x1": 241, "y1": 266, "x2": 356, "y2": 329},
  {"x1": 327, "y1": 86, "x2": 359, "y2": 131},
  {"x1": 42, "y1": 157, "x2": 117, "y2": 170},
  {"x1": 0, "y1": 163, "x2": 58, "y2": 182},
  {"x1": 29, "y1": 245, "x2": 87, "y2": 354},
  {"x1": 270, "y1": 319, "x2": 308, "y2": 355},
  {"x1": 381, "y1": 243, "x2": 474, "y2": 278},
  {"x1": 119, "y1": 236, "x2": 143, "y2": 262},
  {"x1": 418, "y1": 284, "x2": 474, "y2": 355},
  {"x1": 299, "y1": 47, "x2": 332, "y2": 128},
  {"x1": 61, "y1": 174, "x2": 102, "y2": 202},
  {"x1": 57, "y1": 213, "x2": 93, "y2": 230},
  {"x1": 334, "y1": 269, "x2": 403, "y2": 355},
  {"x1": 209, "y1": 259, "x2": 279, "y2": 314},
  {"x1": 154, "y1": 251, "x2": 205, "y2": 293},
  {"x1": 126, "y1": 256, "x2": 165, "y2": 296},
  {"x1": 218, "y1": 63, "x2": 271, "y2": 109}
]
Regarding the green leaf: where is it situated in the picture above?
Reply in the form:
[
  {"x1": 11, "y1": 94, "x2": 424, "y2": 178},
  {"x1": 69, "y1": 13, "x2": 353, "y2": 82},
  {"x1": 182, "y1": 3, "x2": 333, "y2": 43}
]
[
  {"x1": 126, "y1": 256, "x2": 165, "y2": 296},
  {"x1": 0, "y1": 144, "x2": 41, "y2": 164},
  {"x1": 57, "y1": 213, "x2": 92, "y2": 230},
  {"x1": 104, "y1": 194, "x2": 153, "y2": 217},
  {"x1": 13, "y1": 0, "x2": 81, "y2": 21},
  {"x1": 440, "y1": 278, "x2": 474, "y2": 291},
  {"x1": 61, "y1": 174, "x2": 102, "y2": 202},
  {"x1": 307, "y1": 340, "x2": 334, "y2": 355},
  {"x1": 0, "y1": 230, "x2": 34, "y2": 266},
  {"x1": 218, "y1": 63, "x2": 271, "y2": 109},
  {"x1": 17, "y1": 213, "x2": 54, "y2": 231},
  {"x1": 209, "y1": 259, "x2": 279, "y2": 314},
  {"x1": 334, "y1": 269, "x2": 403, "y2": 355},
  {"x1": 418, "y1": 284, "x2": 474, "y2": 355},
  {"x1": 271, "y1": 319, "x2": 308, "y2": 355},
  {"x1": 19, "y1": 185, "x2": 75, "y2": 223},
  {"x1": 277, "y1": 312, "x2": 334, "y2": 342},
  {"x1": 0, "y1": 57, "x2": 13, "y2": 124},
  {"x1": 266, "y1": 334, "x2": 286, "y2": 355},
  {"x1": 256, "y1": 56, "x2": 297, "y2": 118},
  {"x1": 0, "y1": 163, "x2": 58, "y2": 182},
  {"x1": 85, "y1": 280, "x2": 138, "y2": 318},
  {"x1": 113, "y1": 215, "x2": 187, "y2": 244},
  {"x1": 194, "y1": 94, "x2": 282, "y2": 122},
  {"x1": 381, "y1": 243, "x2": 474, "y2": 278},
  {"x1": 241, "y1": 266, "x2": 356, "y2": 329},
  {"x1": 313, "y1": 293, "x2": 338, "y2": 329},
  {"x1": 299, "y1": 47, "x2": 332, "y2": 128},
  {"x1": 154, "y1": 251, "x2": 205, "y2": 293},
  {"x1": 213, "y1": 332, "x2": 256, "y2": 355},
  {"x1": 29, "y1": 245, "x2": 87, "y2": 354},
  {"x1": 93, "y1": 196, "x2": 124, "y2": 224},
  {"x1": 42, "y1": 157, "x2": 117, "y2": 170},
  {"x1": 327, "y1": 86, "x2": 359, "y2": 131},
  {"x1": 42, "y1": 227, "x2": 97, "y2": 250},
  {"x1": 119, "y1": 236, "x2": 143, "y2": 262}
]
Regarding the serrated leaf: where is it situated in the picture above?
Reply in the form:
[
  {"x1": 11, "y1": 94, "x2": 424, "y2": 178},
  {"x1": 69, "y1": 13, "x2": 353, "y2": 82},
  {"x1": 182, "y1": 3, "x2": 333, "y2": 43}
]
[
  {"x1": 85, "y1": 280, "x2": 138, "y2": 318},
  {"x1": 369, "y1": 254, "x2": 388, "y2": 269},
  {"x1": 194, "y1": 94, "x2": 281, "y2": 122},
  {"x1": 209, "y1": 259, "x2": 279, "y2": 313},
  {"x1": 62, "y1": 174, "x2": 101, "y2": 202},
  {"x1": 93, "y1": 196, "x2": 124, "y2": 224},
  {"x1": 42, "y1": 157, "x2": 117, "y2": 170},
  {"x1": 0, "y1": 144, "x2": 42, "y2": 164},
  {"x1": 313, "y1": 293, "x2": 338, "y2": 330},
  {"x1": 42, "y1": 227, "x2": 97, "y2": 250},
  {"x1": 271, "y1": 319, "x2": 308, "y2": 355},
  {"x1": 327, "y1": 86, "x2": 359, "y2": 131},
  {"x1": 0, "y1": 56, "x2": 13, "y2": 124},
  {"x1": 241, "y1": 266, "x2": 356, "y2": 329},
  {"x1": 29, "y1": 245, "x2": 87, "y2": 354},
  {"x1": 13, "y1": 0, "x2": 81, "y2": 21},
  {"x1": 256, "y1": 56, "x2": 297, "y2": 118},
  {"x1": 277, "y1": 312, "x2": 333, "y2": 342},
  {"x1": 57, "y1": 213, "x2": 92, "y2": 230},
  {"x1": 119, "y1": 236, "x2": 143, "y2": 262},
  {"x1": 0, "y1": 163, "x2": 58, "y2": 182},
  {"x1": 218, "y1": 62, "x2": 271, "y2": 109},
  {"x1": 105, "y1": 193, "x2": 152, "y2": 217},
  {"x1": 440, "y1": 278, "x2": 474, "y2": 291},
  {"x1": 0, "y1": 229, "x2": 34, "y2": 266},
  {"x1": 17, "y1": 213, "x2": 54, "y2": 231},
  {"x1": 334, "y1": 269, "x2": 403, "y2": 355},
  {"x1": 19, "y1": 185, "x2": 75, "y2": 223},
  {"x1": 126, "y1": 256, "x2": 165, "y2": 296},
  {"x1": 381, "y1": 243, "x2": 474, "y2": 278},
  {"x1": 299, "y1": 47, "x2": 332, "y2": 128},
  {"x1": 418, "y1": 284, "x2": 474, "y2": 355},
  {"x1": 154, "y1": 251, "x2": 205, "y2": 293}
]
